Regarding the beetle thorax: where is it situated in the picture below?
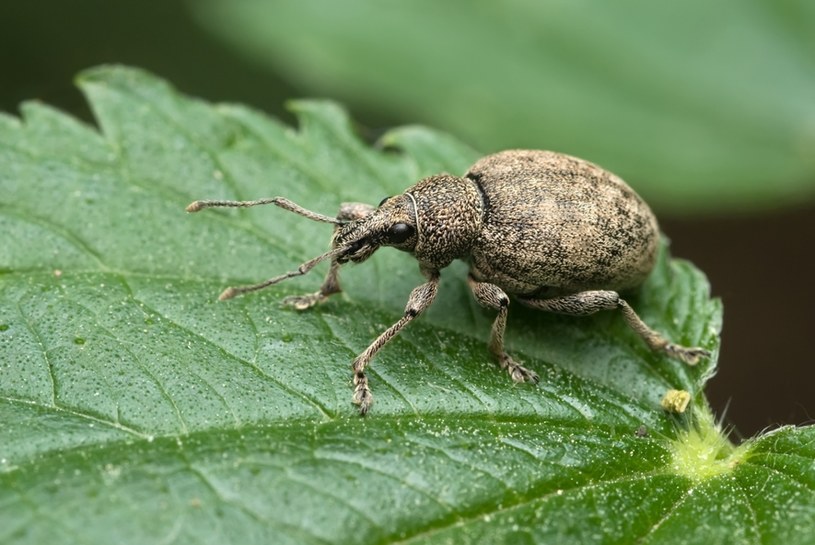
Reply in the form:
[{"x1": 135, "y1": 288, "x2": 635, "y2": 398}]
[{"x1": 409, "y1": 174, "x2": 484, "y2": 269}]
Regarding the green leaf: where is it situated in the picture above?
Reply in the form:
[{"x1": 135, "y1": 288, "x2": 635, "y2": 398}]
[
  {"x1": 0, "y1": 65, "x2": 812, "y2": 544},
  {"x1": 190, "y1": 0, "x2": 815, "y2": 213}
]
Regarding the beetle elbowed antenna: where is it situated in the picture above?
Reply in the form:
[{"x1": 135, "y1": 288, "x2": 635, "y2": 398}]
[
  {"x1": 187, "y1": 150, "x2": 710, "y2": 414},
  {"x1": 186, "y1": 197, "x2": 348, "y2": 300}
]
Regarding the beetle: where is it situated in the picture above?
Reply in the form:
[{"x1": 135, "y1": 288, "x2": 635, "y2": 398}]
[{"x1": 187, "y1": 149, "x2": 709, "y2": 414}]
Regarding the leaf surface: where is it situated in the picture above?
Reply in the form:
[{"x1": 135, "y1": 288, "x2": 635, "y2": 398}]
[{"x1": 1, "y1": 66, "x2": 812, "y2": 544}]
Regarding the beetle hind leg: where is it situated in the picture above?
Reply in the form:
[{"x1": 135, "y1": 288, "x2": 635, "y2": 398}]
[
  {"x1": 467, "y1": 276, "x2": 540, "y2": 384},
  {"x1": 518, "y1": 290, "x2": 710, "y2": 365}
]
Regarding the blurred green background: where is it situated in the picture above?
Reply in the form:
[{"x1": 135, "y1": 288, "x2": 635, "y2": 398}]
[{"x1": 2, "y1": 0, "x2": 813, "y2": 437}]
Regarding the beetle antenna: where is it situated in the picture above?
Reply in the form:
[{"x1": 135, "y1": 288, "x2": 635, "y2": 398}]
[
  {"x1": 186, "y1": 197, "x2": 346, "y2": 225},
  {"x1": 218, "y1": 246, "x2": 345, "y2": 301}
]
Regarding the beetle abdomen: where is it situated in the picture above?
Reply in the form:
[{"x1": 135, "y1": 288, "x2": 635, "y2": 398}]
[{"x1": 466, "y1": 150, "x2": 659, "y2": 295}]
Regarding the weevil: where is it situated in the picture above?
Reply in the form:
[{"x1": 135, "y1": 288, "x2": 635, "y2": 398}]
[{"x1": 187, "y1": 150, "x2": 709, "y2": 414}]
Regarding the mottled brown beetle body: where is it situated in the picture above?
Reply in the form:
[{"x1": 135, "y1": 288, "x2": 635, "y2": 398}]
[
  {"x1": 466, "y1": 151, "x2": 659, "y2": 295},
  {"x1": 187, "y1": 149, "x2": 708, "y2": 414}
]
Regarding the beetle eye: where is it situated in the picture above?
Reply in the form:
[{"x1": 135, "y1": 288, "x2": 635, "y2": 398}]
[
  {"x1": 386, "y1": 223, "x2": 414, "y2": 244},
  {"x1": 378, "y1": 196, "x2": 391, "y2": 207}
]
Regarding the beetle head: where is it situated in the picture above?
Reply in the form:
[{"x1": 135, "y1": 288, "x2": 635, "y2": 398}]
[
  {"x1": 333, "y1": 194, "x2": 418, "y2": 264},
  {"x1": 332, "y1": 174, "x2": 484, "y2": 269}
]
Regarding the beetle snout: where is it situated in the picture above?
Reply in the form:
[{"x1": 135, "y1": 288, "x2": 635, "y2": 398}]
[{"x1": 335, "y1": 237, "x2": 377, "y2": 264}]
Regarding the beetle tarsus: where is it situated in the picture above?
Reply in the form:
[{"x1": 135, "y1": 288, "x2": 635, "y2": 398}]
[
  {"x1": 282, "y1": 292, "x2": 327, "y2": 310},
  {"x1": 664, "y1": 345, "x2": 710, "y2": 366},
  {"x1": 499, "y1": 355, "x2": 540, "y2": 384},
  {"x1": 352, "y1": 370, "x2": 373, "y2": 415}
]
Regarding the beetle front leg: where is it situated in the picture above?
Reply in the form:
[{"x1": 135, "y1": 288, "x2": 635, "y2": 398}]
[
  {"x1": 282, "y1": 258, "x2": 342, "y2": 309},
  {"x1": 518, "y1": 290, "x2": 710, "y2": 365},
  {"x1": 352, "y1": 272, "x2": 440, "y2": 415},
  {"x1": 467, "y1": 276, "x2": 540, "y2": 384},
  {"x1": 283, "y1": 202, "x2": 377, "y2": 310}
]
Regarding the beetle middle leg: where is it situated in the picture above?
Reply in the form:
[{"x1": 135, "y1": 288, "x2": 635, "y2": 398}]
[
  {"x1": 518, "y1": 290, "x2": 709, "y2": 365},
  {"x1": 283, "y1": 202, "x2": 376, "y2": 310},
  {"x1": 467, "y1": 276, "x2": 540, "y2": 384},
  {"x1": 352, "y1": 271, "x2": 440, "y2": 414}
]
